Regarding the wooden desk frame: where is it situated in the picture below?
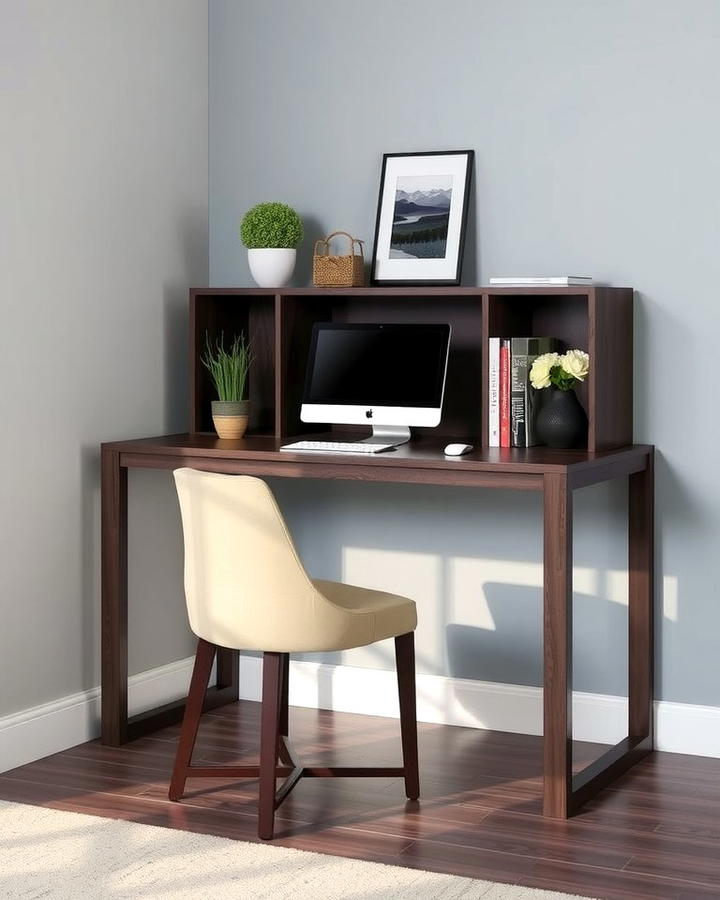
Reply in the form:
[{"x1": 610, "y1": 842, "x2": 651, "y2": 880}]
[{"x1": 101, "y1": 435, "x2": 654, "y2": 819}]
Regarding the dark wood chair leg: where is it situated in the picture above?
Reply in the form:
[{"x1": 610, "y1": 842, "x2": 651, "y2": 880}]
[
  {"x1": 169, "y1": 638, "x2": 217, "y2": 801},
  {"x1": 395, "y1": 631, "x2": 420, "y2": 800},
  {"x1": 277, "y1": 653, "x2": 294, "y2": 766},
  {"x1": 279, "y1": 652, "x2": 290, "y2": 736},
  {"x1": 259, "y1": 651, "x2": 282, "y2": 839}
]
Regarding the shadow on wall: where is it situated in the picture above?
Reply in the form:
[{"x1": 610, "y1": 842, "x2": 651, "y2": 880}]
[
  {"x1": 633, "y1": 294, "x2": 701, "y2": 700},
  {"x1": 461, "y1": 172, "x2": 478, "y2": 285},
  {"x1": 164, "y1": 283, "x2": 188, "y2": 432},
  {"x1": 164, "y1": 210, "x2": 209, "y2": 432},
  {"x1": 445, "y1": 582, "x2": 629, "y2": 697},
  {"x1": 266, "y1": 474, "x2": 686, "y2": 712},
  {"x1": 295, "y1": 215, "x2": 325, "y2": 286},
  {"x1": 633, "y1": 293, "x2": 690, "y2": 446}
]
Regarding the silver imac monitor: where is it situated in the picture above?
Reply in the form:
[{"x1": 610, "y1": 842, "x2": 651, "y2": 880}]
[{"x1": 301, "y1": 322, "x2": 452, "y2": 447}]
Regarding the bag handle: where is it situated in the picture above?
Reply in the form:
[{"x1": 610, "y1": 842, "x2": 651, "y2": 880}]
[{"x1": 314, "y1": 231, "x2": 364, "y2": 258}]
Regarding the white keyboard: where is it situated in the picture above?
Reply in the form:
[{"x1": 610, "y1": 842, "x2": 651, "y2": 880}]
[{"x1": 280, "y1": 440, "x2": 394, "y2": 454}]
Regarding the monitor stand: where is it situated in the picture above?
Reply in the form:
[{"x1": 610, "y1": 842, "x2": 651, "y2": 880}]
[{"x1": 362, "y1": 425, "x2": 411, "y2": 448}]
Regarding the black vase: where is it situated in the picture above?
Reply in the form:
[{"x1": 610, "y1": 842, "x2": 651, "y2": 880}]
[{"x1": 535, "y1": 387, "x2": 588, "y2": 449}]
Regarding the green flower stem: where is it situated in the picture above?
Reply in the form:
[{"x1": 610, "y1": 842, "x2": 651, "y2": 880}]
[{"x1": 549, "y1": 365, "x2": 579, "y2": 391}]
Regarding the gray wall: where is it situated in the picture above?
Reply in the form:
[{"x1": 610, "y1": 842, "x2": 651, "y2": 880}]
[
  {"x1": 210, "y1": 0, "x2": 720, "y2": 706},
  {"x1": 0, "y1": 1, "x2": 206, "y2": 715}
]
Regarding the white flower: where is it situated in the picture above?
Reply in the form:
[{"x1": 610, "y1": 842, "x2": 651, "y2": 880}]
[
  {"x1": 561, "y1": 349, "x2": 590, "y2": 382},
  {"x1": 530, "y1": 352, "x2": 561, "y2": 389}
]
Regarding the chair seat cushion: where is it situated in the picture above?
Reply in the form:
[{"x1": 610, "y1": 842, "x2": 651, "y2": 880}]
[{"x1": 312, "y1": 579, "x2": 417, "y2": 648}]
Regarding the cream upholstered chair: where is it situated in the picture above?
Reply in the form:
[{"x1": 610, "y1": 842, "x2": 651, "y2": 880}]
[{"x1": 170, "y1": 467, "x2": 419, "y2": 839}]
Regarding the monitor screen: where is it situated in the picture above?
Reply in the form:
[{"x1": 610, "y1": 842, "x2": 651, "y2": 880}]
[{"x1": 303, "y1": 323, "x2": 451, "y2": 411}]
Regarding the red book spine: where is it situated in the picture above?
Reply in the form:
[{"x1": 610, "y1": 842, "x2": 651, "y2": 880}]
[{"x1": 500, "y1": 340, "x2": 510, "y2": 448}]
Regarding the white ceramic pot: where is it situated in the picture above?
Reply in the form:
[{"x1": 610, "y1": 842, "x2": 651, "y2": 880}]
[{"x1": 247, "y1": 248, "x2": 296, "y2": 288}]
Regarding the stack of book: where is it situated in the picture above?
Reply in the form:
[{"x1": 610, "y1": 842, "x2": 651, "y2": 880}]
[
  {"x1": 489, "y1": 276, "x2": 593, "y2": 286},
  {"x1": 488, "y1": 337, "x2": 558, "y2": 448}
]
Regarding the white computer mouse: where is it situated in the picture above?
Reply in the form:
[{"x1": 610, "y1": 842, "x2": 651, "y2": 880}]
[{"x1": 443, "y1": 443, "x2": 474, "y2": 456}]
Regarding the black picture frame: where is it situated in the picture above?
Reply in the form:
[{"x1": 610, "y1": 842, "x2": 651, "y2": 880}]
[{"x1": 370, "y1": 150, "x2": 474, "y2": 287}]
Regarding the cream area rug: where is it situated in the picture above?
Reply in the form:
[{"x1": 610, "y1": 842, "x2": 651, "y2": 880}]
[{"x1": 0, "y1": 801, "x2": 591, "y2": 900}]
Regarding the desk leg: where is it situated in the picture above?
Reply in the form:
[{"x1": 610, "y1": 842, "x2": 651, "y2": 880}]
[
  {"x1": 101, "y1": 446, "x2": 128, "y2": 746},
  {"x1": 101, "y1": 451, "x2": 240, "y2": 746},
  {"x1": 629, "y1": 449, "x2": 654, "y2": 742},
  {"x1": 543, "y1": 453, "x2": 655, "y2": 818},
  {"x1": 543, "y1": 473, "x2": 573, "y2": 818}
]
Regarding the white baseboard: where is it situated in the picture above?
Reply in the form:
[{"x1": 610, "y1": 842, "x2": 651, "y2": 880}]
[
  {"x1": 0, "y1": 656, "x2": 212, "y2": 774},
  {"x1": 239, "y1": 656, "x2": 720, "y2": 758},
  {"x1": 655, "y1": 699, "x2": 720, "y2": 756},
  {"x1": 2, "y1": 655, "x2": 718, "y2": 773}
]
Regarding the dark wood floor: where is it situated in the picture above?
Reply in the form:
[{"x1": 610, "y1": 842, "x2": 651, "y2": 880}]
[{"x1": 2, "y1": 700, "x2": 719, "y2": 899}]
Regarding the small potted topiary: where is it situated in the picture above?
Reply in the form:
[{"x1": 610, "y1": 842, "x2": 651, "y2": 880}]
[
  {"x1": 240, "y1": 202, "x2": 303, "y2": 287},
  {"x1": 202, "y1": 332, "x2": 254, "y2": 440}
]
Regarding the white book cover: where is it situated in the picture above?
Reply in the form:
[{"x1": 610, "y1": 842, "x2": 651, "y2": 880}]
[
  {"x1": 488, "y1": 337, "x2": 500, "y2": 447},
  {"x1": 489, "y1": 276, "x2": 593, "y2": 286}
]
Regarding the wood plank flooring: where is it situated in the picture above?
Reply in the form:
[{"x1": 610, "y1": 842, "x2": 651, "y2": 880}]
[{"x1": 1, "y1": 700, "x2": 719, "y2": 899}]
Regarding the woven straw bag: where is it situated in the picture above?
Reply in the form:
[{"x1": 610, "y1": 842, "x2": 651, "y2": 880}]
[{"x1": 313, "y1": 231, "x2": 365, "y2": 287}]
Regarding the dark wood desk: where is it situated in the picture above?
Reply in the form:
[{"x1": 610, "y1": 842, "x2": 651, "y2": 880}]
[{"x1": 101, "y1": 433, "x2": 654, "y2": 819}]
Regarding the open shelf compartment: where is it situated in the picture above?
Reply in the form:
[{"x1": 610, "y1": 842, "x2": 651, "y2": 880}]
[
  {"x1": 482, "y1": 287, "x2": 633, "y2": 452},
  {"x1": 190, "y1": 291, "x2": 275, "y2": 435},
  {"x1": 277, "y1": 292, "x2": 483, "y2": 440},
  {"x1": 189, "y1": 286, "x2": 632, "y2": 454}
]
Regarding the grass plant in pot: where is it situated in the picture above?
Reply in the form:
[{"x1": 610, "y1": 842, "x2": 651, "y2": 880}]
[
  {"x1": 202, "y1": 332, "x2": 253, "y2": 440},
  {"x1": 240, "y1": 202, "x2": 303, "y2": 288}
]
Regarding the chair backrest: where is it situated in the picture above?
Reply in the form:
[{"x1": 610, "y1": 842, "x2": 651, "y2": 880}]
[{"x1": 173, "y1": 468, "x2": 325, "y2": 651}]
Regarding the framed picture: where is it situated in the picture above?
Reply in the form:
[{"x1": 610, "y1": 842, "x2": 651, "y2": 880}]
[{"x1": 371, "y1": 150, "x2": 474, "y2": 286}]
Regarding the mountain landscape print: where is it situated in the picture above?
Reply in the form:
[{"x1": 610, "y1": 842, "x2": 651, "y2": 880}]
[{"x1": 390, "y1": 174, "x2": 453, "y2": 259}]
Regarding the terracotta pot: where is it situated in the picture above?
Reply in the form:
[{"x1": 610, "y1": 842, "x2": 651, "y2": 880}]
[{"x1": 211, "y1": 400, "x2": 249, "y2": 440}]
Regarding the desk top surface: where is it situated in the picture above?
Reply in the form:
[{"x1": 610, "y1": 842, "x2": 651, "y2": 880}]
[{"x1": 104, "y1": 433, "x2": 652, "y2": 487}]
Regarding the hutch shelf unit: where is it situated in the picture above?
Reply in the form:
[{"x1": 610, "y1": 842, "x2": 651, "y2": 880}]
[
  {"x1": 189, "y1": 286, "x2": 633, "y2": 451},
  {"x1": 102, "y1": 285, "x2": 652, "y2": 821}
]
